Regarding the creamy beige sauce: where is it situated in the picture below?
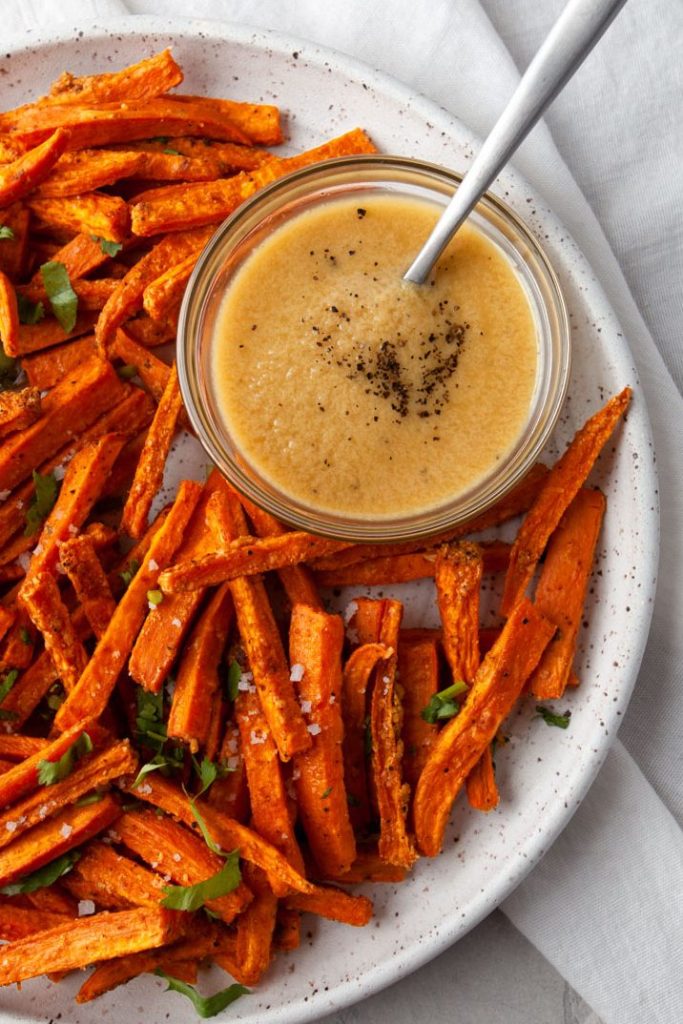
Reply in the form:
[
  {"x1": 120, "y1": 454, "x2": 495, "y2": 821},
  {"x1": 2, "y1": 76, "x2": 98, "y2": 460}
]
[{"x1": 212, "y1": 194, "x2": 537, "y2": 518}]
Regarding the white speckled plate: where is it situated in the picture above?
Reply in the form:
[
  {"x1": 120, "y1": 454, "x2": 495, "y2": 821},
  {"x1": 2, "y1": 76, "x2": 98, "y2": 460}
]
[{"x1": 0, "y1": 17, "x2": 658, "y2": 1024}]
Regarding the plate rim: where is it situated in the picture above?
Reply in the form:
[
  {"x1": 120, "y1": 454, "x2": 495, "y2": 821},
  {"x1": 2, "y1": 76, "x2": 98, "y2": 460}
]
[{"x1": 0, "y1": 15, "x2": 660, "y2": 1024}]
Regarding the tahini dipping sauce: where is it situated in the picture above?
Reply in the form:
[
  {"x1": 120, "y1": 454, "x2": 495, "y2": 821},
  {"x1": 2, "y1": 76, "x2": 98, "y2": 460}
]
[{"x1": 211, "y1": 194, "x2": 538, "y2": 519}]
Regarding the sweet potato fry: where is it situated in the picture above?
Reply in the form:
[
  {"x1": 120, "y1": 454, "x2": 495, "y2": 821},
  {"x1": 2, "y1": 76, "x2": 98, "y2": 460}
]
[
  {"x1": 0, "y1": 385, "x2": 152, "y2": 551},
  {"x1": 130, "y1": 128, "x2": 376, "y2": 236},
  {"x1": 230, "y1": 867, "x2": 277, "y2": 985},
  {"x1": 22, "y1": 334, "x2": 99, "y2": 388},
  {"x1": 0, "y1": 357, "x2": 123, "y2": 491},
  {"x1": 237, "y1": 492, "x2": 322, "y2": 609},
  {"x1": 0, "y1": 906, "x2": 187, "y2": 986},
  {"x1": 142, "y1": 252, "x2": 196, "y2": 322},
  {"x1": 121, "y1": 313, "x2": 177, "y2": 348},
  {"x1": 95, "y1": 226, "x2": 213, "y2": 353},
  {"x1": 123, "y1": 774, "x2": 315, "y2": 898},
  {"x1": 214, "y1": 493, "x2": 312, "y2": 761},
  {"x1": 120, "y1": 362, "x2": 183, "y2": 539},
  {"x1": 63, "y1": 842, "x2": 166, "y2": 910},
  {"x1": 529, "y1": 488, "x2": 606, "y2": 699},
  {"x1": 76, "y1": 922, "x2": 226, "y2": 1003},
  {"x1": 0, "y1": 794, "x2": 120, "y2": 888},
  {"x1": 20, "y1": 432, "x2": 126, "y2": 590},
  {"x1": 398, "y1": 638, "x2": 439, "y2": 791},
  {"x1": 47, "y1": 50, "x2": 184, "y2": 106},
  {"x1": 167, "y1": 583, "x2": 234, "y2": 747},
  {"x1": 0, "y1": 654, "x2": 59, "y2": 729},
  {"x1": 128, "y1": 472, "x2": 231, "y2": 691},
  {"x1": 436, "y1": 542, "x2": 483, "y2": 685},
  {"x1": 27, "y1": 232, "x2": 108, "y2": 290},
  {"x1": 285, "y1": 886, "x2": 373, "y2": 927},
  {"x1": 235, "y1": 684, "x2": 306, "y2": 874},
  {"x1": 0, "y1": 386, "x2": 41, "y2": 438},
  {"x1": 0, "y1": 606, "x2": 14, "y2": 646},
  {"x1": 342, "y1": 638, "x2": 389, "y2": 831},
  {"x1": 159, "y1": 532, "x2": 354, "y2": 594},
  {"x1": 0, "y1": 203, "x2": 30, "y2": 279},
  {"x1": 0, "y1": 270, "x2": 19, "y2": 356},
  {"x1": 0, "y1": 735, "x2": 48, "y2": 760},
  {"x1": 289, "y1": 604, "x2": 356, "y2": 876},
  {"x1": 465, "y1": 747, "x2": 499, "y2": 813},
  {"x1": 116, "y1": 809, "x2": 253, "y2": 924},
  {"x1": 0, "y1": 719, "x2": 95, "y2": 810},
  {"x1": 315, "y1": 541, "x2": 510, "y2": 587},
  {"x1": 502, "y1": 389, "x2": 631, "y2": 614},
  {"x1": 111, "y1": 326, "x2": 171, "y2": 397},
  {"x1": 0, "y1": 741, "x2": 137, "y2": 849},
  {"x1": 130, "y1": 135, "x2": 275, "y2": 173},
  {"x1": 60, "y1": 534, "x2": 116, "y2": 639},
  {"x1": 0, "y1": 129, "x2": 68, "y2": 207},
  {"x1": 414, "y1": 599, "x2": 555, "y2": 856},
  {"x1": 311, "y1": 462, "x2": 551, "y2": 573},
  {"x1": 0, "y1": 607, "x2": 35, "y2": 670},
  {"x1": 11, "y1": 310, "x2": 99, "y2": 357},
  {"x1": 27, "y1": 192, "x2": 130, "y2": 244},
  {"x1": 36, "y1": 148, "x2": 146, "y2": 197},
  {"x1": 0, "y1": 903, "x2": 70, "y2": 940},
  {"x1": 21, "y1": 572, "x2": 88, "y2": 691},
  {"x1": 207, "y1": 720, "x2": 249, "y2": 824},
  {"x1": 369, "y1": 600, "x2": 416, "y2": 869},
  {"x1": 169, "y1": 93, "x2": 283, "y2": 146},
  {"x1": 55, "y1": 480, "x2": 202, "y2": 730}
]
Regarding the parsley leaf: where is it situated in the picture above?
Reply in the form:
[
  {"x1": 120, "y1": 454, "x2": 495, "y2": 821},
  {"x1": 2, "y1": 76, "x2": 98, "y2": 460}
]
[
  {"x1": 226, "y1": 659, "x2": 241, "y2": 702},
  {"x1": 535, "y1": 704, "x2": 572, "y2": 729},
  {"x1": 0, "y1": 669, "x2": 19, "y2": 720},
  {"x1": 40, "y1": 260, "x2": 78, "y2": 333},
  {"x1": 24, "y1": 469, "x2": 59, "y2": 536},
  {"x1": 147, "y1": 588, "x2": 163, "y2": 606},
  {"x1": 37, "y1": 732, "x2": 93, "y2": 786},
  {"x1": 74, "y1": 791, "x2": 104, "y2": 807},
  {"x1": 186, "y1": 791, "x2": 223, "y2": 856},
  {"x1": 16, "y1": 294, "x2": 44, "y2": 326},
  {"x1": 194, "y1": 756, "x2": 218, "y2": 796},
  {"x1": 131, "y1": 755, "x2": 172, "y2": 790},
  {"x1": 155, "y1": 972, "x2": 249, "y2": 1019},
  {"x1": 119, "y1": 557, "x2": 140, "y2": 589},
  {"x1": 90, "y1": 235, "x2": 123, "y2": 258},
  {"x1": 0, "y1": 851, "x2": 81, "y2": 895},
  {"x1": 163, "y1": 147, "x2": 181, "y2": 156},
  {"x1": 421, "y1": 681, "x2": 468, "y2": 724},
  {"x1": 117, "y1": 363, "x2": 138, "y2": 380},
  {"x1": 0, "y1": 226, "x2": 15, "y2": 241},
  {"x1": 161, "y1": 849, "x2": 240, "y2": 911}
]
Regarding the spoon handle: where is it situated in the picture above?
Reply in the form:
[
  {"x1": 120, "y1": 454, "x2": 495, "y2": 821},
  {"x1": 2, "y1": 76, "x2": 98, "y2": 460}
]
[{"x1": 403, "y1": 0, "x2": 627, "y2": 284}]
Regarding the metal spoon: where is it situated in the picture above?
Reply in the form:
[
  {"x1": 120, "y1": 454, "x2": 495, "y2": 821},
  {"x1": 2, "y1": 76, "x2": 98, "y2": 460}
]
[{"x1": 403, "y1": 0, "x2": 627, "y2": 284}]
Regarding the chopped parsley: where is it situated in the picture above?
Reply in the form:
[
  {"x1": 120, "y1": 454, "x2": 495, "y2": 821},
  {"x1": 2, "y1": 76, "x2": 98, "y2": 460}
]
[
  {"x1": 147, "y1": 588, "x2": 163, "y2": 606},
  {"x1": 40, "y1": 261, "x2": 78, "y2": 333},
  {"x1": 24, "y1": 469, "x2": 59, "y2": 536},
  {"x1": 16, "y1": 294, "x2": 45, "y2": 325},
  {"x1": 161, "y1": 849, "x2": 240, "y2": 911},
  {"x1": 321, "y1": 786, "x2": 333, "y2": 799},
  {"x1": 0, "y1": 348, "x2": 20, "y2": 390},
  {"x1": 37, "y1": 732, "x2": 93, "y2": 786},
  {"x1": 421, "y1": 680, "x2": 468, "y2": 724},
  {"x1": 90, "y1": 235, "x2": 123, "y2": 257},
  {"x1": 119, "y1": 557, "x2": 140, "y2": 589},
  {"x1": 117, "y1": 363, "x2": 138, "y2": 380},
  {"x1": 0, "y1": 669, "x2": 19, "y2": 720},
  {"x1": 155, "y1": 972, "x2": 249, "y2": 1019},
  {"x1": 226, "y1": 659, "x2": 241, "y2": 702},
  {"x1": 0, "y1": 226, "x2": 15, "y2": 241},
  {"x1": 535, "y1": 704, "x2": 572, "y2": 730}
]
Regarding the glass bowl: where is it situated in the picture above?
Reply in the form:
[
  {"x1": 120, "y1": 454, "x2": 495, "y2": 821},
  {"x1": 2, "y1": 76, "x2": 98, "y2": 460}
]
[{"x1": 177, "y1": 155, "x2": 570, "y2": 542}]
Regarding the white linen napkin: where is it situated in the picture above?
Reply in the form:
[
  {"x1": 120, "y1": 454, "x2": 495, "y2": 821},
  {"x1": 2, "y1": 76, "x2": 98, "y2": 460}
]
[{"x1": 3, "y1": 2, "x2": 682, "y2": 1022}]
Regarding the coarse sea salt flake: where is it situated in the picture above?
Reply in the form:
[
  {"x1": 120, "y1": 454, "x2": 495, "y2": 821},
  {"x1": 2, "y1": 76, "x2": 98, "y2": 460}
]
[
  {"x1": 137, "y1": 783, "x2": 152, "y2": 795},
  {"x1": 78, "y1": 899, "x2": 96, "y2": 917},
  {"x1": 68, "y1": 524, "x2": 78, "y2": 535},
  {"x1": 17, "y1": 552, "x2": 31, "y2": 572},
  {"x1": 307, "y1": 722, "x2": 321, "y2": 736},
  {"x1": 343, "y1": 601, "x2": 358, "y2": 624},
  {"x1": 4, "y1": 821, "x2": 17, "y2": 833},
  {"x1": 60, "y1": 823, "x2": 73, "y2": 839},
  {"x1": 148, "y1": 558, "x2": 159, "y2": 571},
  {"x1": 172, "y1": 852, "x2": 182, "y2": 862},
  {"x1": 0, "y1": 490, "x2": 10, "y2": 501},
  {"x1": 250, "y1": 729, "x2": 267, "y2": 745},
  {"x1": 290, "y1": 663, "x2": 305, "y2": 682},
  {"x1": 53, "y1": 465, "x2": 66, "y2": 481},
  {"x1": 300, "y1": 699, "x2": 312, "y2": 714},
  {"x1": 226, "y1": 756, "x2": 239, "y2": 771},
  {"x1": 172, "y1": 617, "x2": 182, "y2": 628}
]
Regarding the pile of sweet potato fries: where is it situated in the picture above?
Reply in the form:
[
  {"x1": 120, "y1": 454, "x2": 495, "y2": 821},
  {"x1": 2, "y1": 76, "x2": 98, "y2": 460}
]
[{"x1": 0, "y1": 48, "x2": 631, "y2": 1014}]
